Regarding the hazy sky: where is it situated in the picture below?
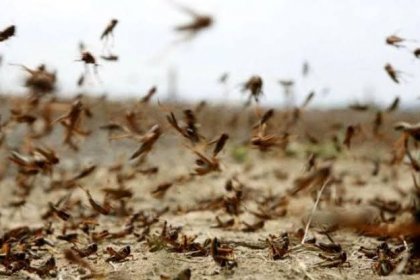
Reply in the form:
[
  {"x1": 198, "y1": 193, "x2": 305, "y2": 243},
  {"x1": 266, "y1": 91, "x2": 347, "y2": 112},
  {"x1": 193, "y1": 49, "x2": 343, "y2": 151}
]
[{"x1": 1, "y1": 0, "x2": 420, "y2": 106}]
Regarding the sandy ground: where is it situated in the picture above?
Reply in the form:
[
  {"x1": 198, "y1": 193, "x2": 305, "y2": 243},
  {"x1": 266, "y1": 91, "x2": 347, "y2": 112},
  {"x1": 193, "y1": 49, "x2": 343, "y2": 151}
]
[{"x1": 0, "y1": 96, "x2": 420, "y2": 279}]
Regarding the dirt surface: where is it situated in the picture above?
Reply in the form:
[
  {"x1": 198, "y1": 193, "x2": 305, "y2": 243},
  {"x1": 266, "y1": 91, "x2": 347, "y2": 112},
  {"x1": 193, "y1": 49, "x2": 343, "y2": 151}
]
[{"x1": 0, "y1": 96, "x2": 420, "y2": 279}]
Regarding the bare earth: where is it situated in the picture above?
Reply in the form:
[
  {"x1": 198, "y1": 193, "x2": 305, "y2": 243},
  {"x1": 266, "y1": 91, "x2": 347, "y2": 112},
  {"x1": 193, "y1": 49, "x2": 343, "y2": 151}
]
[{"x1": 0, "y1": 96, "x2": 419, "y2": 280}]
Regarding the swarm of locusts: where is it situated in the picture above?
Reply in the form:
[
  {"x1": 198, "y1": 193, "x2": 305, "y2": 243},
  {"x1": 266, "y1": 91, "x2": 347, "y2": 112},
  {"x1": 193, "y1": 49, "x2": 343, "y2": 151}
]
[{"x1": 1, "y1": 8, "x2": 420, "y2": 280}]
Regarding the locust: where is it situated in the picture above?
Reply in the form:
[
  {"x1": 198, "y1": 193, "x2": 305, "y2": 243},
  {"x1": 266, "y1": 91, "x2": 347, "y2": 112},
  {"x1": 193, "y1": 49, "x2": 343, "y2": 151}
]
[
  {"x1": 414, "y1": 48, "x2": 420, "y2": 58},
  {"x1": 82, "y1": 188, "x2": 111, "y2": 215},
  {"x1": 242, "y1": 75, "x2": 263, "y2": 104},
  {"x1": 210, "y1": 238, "x2": 237, "y2": 268},
  {"x1": 100, "y1": 19, "x2": 118, "y2": 40},
  {"x1": 316, "y1": 251, "x2": 348, "y2": 268},
  {"x1": 76, "y1": 51, "x2": 101, "y2": 84},
  {"x1": 129, "y1": 124, "x2": 161, "y2": 160},
  {"x1": 105, "y1": 246, "x2": 132, "y2": 262},
  {"x1": 289, "y1": 164, "x2": 331, "y2": 196},
  {"x1": 100, "y1": 54, "x2": 119, "y2": 61},
  {"x1": 9, "y1": 146, "x2": 59, "y2": 175},
  {"x1": 266, "y1": 233, "x2": 289, "y2": 260},
  {"x1": 11, "y1": 63, "x2": 56, "y2": 97},
  {"x1": 71, "y1": 243, "x2": 98, "y2": 258},
  {"x1": 394, "y1": 122, "x2": 420, "y2": 141},
  {"x1": 343, "y1": 125, "x2": 357, "y2": 149},
  {"x1": 190, "y1": 133, "x2": 229, "y2": 176},
  {"x1": 384, "y1": 63, "x2": 401, "y2": 83},
  {"x1": 166, "y1": 110, "x2": 202, "y2": 144},
  {"x1": 151, "y1": 182, "x2": 174, "y2": 199},
  {"x1": 173, "y1": 2, "x2": 213, "y2": 40},
  {"x1": 140, "y1": 86, "x2": 157, "y2": 103},
  {"x1": 106, "y1": 119, "x2": 161, "y2": 160},
  {"x1": 52, "y1": 99, "x2": 91, "y2": 150},
  {"x1": 63, "y1": 249, "x2": 93, "y2": 271},
  {"x1": 386, "y1": 35, "x2": 406, "y2": 48},
  {"x1": 0, "y1": 25, "x2": 15, "y2": 42},
  {"x1": 387, "y1": 96, "x2": 400, "y2": 112}
]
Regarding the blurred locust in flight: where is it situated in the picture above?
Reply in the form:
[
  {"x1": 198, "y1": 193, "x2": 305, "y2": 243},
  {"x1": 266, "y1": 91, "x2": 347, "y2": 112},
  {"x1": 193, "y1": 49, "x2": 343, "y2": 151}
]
[
  {"x1": 150, "y1": 3, "x2": 213, "y2": 61},
  {"x1": 102, "y1": 121, "x2": 162, "y2": 160},
  {"x1": 384, "y1": 63, "x2": 402, "y2": 84},
  {"x1": 53, "y1": 99, "x2": 91, "y2": 150},
  {"x1": 100, "y1": 19, "x2": 120, "y2": 61},
  {"x1": 172, "y1": 1, "x2": 213, "y2": 41},
  {"x1": 10, "y1": 63, "x2": 56, "y2": 98},
  {"x1": 190, "y1": 133, "x2": 229, "y2": 176},
  {"x1": 242, "y1": 75, "x2": 263, "y2": 105},
  {"x1": 78, "y1": 51, "x2": 99, "y2": 73},
  {"x1": 0, "y1": 25, "x2": 15, "y2": 42},
  {"x1": 386, "y1": 35, "x2": 406, "y2": 48},
  {"x1": 385, "y1": 34, "x2": 417, "y2": 49},
  {"x1": 414, "y1": 48, "x2": 420, "y2": 58},
  {"x1": 100, "y1": 19, "x2": 118, "y2": 41},
  {"x1": 76, "y1": 51, "x2": 101, "y2": 86}
]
